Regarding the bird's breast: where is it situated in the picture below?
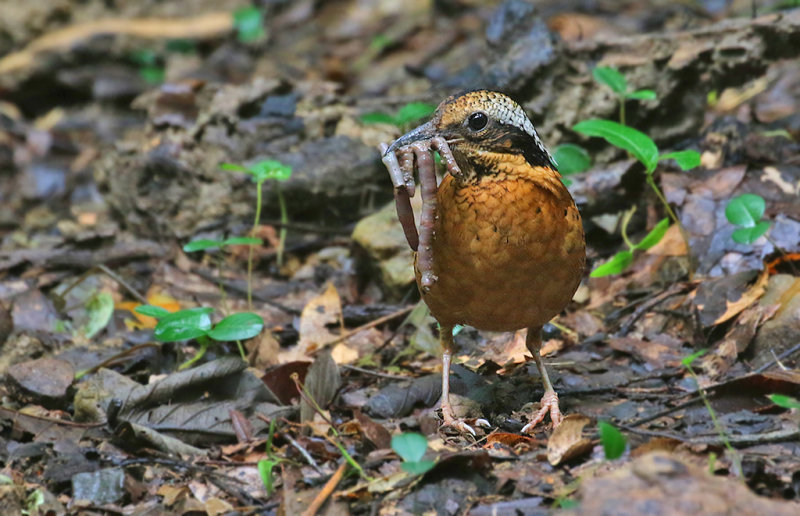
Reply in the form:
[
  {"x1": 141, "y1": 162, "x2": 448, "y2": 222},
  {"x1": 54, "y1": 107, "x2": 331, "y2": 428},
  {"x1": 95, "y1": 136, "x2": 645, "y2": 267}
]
[{"x1": 417, "y1": 167, "x2": 585, "y2": 331}]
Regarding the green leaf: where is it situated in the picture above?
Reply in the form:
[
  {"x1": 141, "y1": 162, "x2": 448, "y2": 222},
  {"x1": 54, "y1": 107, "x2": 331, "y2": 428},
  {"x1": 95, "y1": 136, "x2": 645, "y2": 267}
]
[
  {"x1": 222, "y1": 237, "x2": 263, "y2": 246},
  {"x1": 626, "y1": 89, "x2": 657, "y2": 100},
  {"x1": 553, "y1": 144, "x2": 591, "y2": 175},
  {"x1": 660, "y1": 150, "x2": 701, "y2": 171},
  {"x1": 165, "y1": 39, "x2": 197, "y2": 54},
  {"x1": 233, "y1": 6, "x2": 264, "y2": 43},
  {"x1": 768, "y1": 394, "x2": 800, "y2": 409},
  {"x1": 401, "y1": 460, "x2": 435, "y2": 475},
  {"x1": 681, "y1": 348, "x2": 707, "y2": 368},
  {"x1": 633, "y1": 218, "x2": 670, "y2": 251},
  {"x1": 220, "y1": 163, "x2": 249, "y2": 173},
  {"x1": 183, "y1": 239, "x2": 224, "y2": 252},
  {"x1": 153, "y1": 307, "x2": 214, "y2": 342},
  {"x1": 593, "y1": 66, "x2": 627, "y2": 95},
  {"x1": 249, "y1": 160, "x2": 293, "y2": 182},
  {"x1": 360, "y1": 112, "x2": 396, "y2": 125},
  {"x1": 139, "y1": 66, "x2": 165, "y2": 85},
  {"x1": 391, "y1": 432, "x2": 429, "y2": 463},
  {"x1": 573, "y1": 119, "x2": 659, "y2": 173},
  {"x1": 589, "y1": 250, "x2": 633, "y2": 278},
  {"x1": 84, "y1": 292, "x2": 114, "y2": 339},
  {"x1": 258, "y1": 459, "x2": 278, "y2": 495},
  {"x1": 732, "y1": 221, "x2": 770, "y2": 244},
  {"x1": 725, "y1": 194, "x2": 766, "y2": 228},
  {"x1": 129, "y1": 49, "x2": 158, "y2": 66},
  {"x1": 135, "y1": 305, "x2": 170, "y2": 319},
  {"x1": 207, "y1": 312, "x2": 264, "y2": 341},
  {"x1": 598, "y1": 421, "x2": 626, "y2": 460},
  {"x1": 394, "y1": 102, "x2": 436, "y2": 125},
  {"x1": 369, "y1": 34, "x2": 393, "y2": 52}
]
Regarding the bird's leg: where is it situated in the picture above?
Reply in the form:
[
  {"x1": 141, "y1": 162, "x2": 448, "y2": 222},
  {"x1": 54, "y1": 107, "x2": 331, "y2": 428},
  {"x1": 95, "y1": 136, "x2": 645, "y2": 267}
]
[
  {"x1": 380, "y1": 143, "x2": 419, "y2": 251},
  {"x1": 439, "y1": 325, "x2": 490, "y2": 436},
  {"x1": 521, "y1": 327, "x2": 564, "y2": 433},
  {"x1": 409, "y1": 142, "x2": 438, "y2": 292}
]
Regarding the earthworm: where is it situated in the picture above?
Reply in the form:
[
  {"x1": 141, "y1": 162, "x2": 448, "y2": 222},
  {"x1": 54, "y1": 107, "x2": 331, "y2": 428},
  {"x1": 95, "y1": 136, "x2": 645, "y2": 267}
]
[{"x1": 381, "y1": 143, "x2": 419, "y2": 251}]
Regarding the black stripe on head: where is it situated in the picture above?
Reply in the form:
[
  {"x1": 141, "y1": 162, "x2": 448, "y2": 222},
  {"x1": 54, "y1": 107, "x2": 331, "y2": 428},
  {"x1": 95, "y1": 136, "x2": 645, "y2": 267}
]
[{"x1": 482, "y1": 125, "x2": 555, "y2": 170}]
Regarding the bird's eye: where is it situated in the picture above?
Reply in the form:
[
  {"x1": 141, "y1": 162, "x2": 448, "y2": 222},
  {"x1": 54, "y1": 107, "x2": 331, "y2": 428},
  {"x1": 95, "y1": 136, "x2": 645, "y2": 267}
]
[{"x1": 467, "y1": 112, "x2": 488, "y2": 131}]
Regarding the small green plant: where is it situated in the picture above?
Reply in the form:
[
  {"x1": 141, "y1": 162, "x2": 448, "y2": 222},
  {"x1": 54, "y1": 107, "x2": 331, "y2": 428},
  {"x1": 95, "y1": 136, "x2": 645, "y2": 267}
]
[
  {"x1": 291, "y1": 373, "x2": 371, "y2": 481},
  {"x1": 135, "y1": 305, "x2": 264, "y2": 369},
  {"x1": 361, "y1": 102, "x2": 437, "y2": 129},
  {"x1": 593, "y1": 66, "x2": 657, "y2": 126},
  {"x1": 233, "y1": 6, "x2": 265, "y2": 43},
  {"x1": 725, "y1": 194, "x2": 771, "y2": 244},
  {"x1": 129, "y1": 49, "x2": 164, "y2": 85},
  {"x1": 391, "y1": 432, "x2": 435, "y2": 475},
  {"x1": 597, "y1": 421, "x2": 626, "y2": 460},
  {"x1": 590, "y1": 210, "x2": 670, "y2": 277},
  {"x1": 257, "y1": 418, "x2": 280, "y2": 496},
  {"x1": 769, "y1": 394, "x2": 800, "y2": 409},
  {"x1": 573, "y1": 118, "x2": 700, "y2": 275},
  {"x1": 682, "y1": 350, "x2": 742, "y2": 476},
  {"x1": 221, "y1": 160, "x2": 293, "y2": 308},
  {"x1": 184, "y1": 237, "x2": 263, "y2": 309}
]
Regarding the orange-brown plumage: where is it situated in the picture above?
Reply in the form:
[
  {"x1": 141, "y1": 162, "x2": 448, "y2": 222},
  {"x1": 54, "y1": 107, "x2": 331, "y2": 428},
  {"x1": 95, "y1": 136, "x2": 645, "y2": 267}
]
[
  {"x1": 420, "y1": 159, "x2": 584, "y2": 331},
  {"x1": 384, "y1": 90, "x2": 585, "y2": 435}
]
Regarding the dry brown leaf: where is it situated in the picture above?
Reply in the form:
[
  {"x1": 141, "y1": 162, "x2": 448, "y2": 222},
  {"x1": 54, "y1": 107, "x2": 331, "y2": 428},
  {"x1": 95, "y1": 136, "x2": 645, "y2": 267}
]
[
  {"x1": 713, "y1": 268, "x2": 769, "y2": 325},
  {"x1": 547, "y1": 414, "x2": 592, "y2": 466},
  {"x1": 297, "y1": 282, "x2": 343, "y2": 356},
  {"x1": 646, "y1": 223, "x2": 688, "y2": 257}
]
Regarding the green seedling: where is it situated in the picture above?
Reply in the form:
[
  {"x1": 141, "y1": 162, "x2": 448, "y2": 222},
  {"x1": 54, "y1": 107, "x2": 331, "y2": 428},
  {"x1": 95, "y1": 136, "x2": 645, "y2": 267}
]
[
  {"x1": 725, "y1": 194, "x2": 771, "y2": 244},
  {"x1": 221, "y1": 160, "x2": 293, "y2": 308},
  {"x1": 233, "y1": 6, "x2": 265, "y2": 43},
  {"x1": 597, "y1": 421, "x2": 626, "y2": 460},
  {"x1": 165, "y1": 39, "x2": 197, "y2": 54},
  {"x1": 769, "y1": 394, "x2": 800, "y2": 410},
  {"x1": 292, "y1": 373, "x2": 371, "y2": 481},
  {"x1": 593, "y1": 66, "x2": 657, "y2": 126},
  {"x1": 682, "y1": 350, "x2": 742, "y2": 476},
  {"x1": 361, "y1": 102, "x2": 437, "y2": 129},
  {"x1": 135, "y1": 305, "x2": 264, "y2": 369},
  {"x1": 573, "y1": 118, "x2": 700, "y2": 275},
  {"x1": 391, "y1": 432, "x2": 435, "y2": 475},
  {"x1": 258, "y1": 418, "x2": 280, "y2": 496},
  {"x1": 184, "y1": 237, "x2": 263, "y2": 310},
  {"x1": 129, "y1": 49, "x2": 164, "y2": 84},
  {"x1": 591, "y1": 209, "x2": 670, "y2": 277}
]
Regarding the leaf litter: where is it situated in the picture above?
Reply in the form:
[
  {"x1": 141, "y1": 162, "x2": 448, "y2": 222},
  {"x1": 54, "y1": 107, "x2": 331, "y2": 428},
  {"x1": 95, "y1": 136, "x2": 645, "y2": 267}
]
[{"x1": 1, "y1": 1, "x2": 800, "y2": 514}]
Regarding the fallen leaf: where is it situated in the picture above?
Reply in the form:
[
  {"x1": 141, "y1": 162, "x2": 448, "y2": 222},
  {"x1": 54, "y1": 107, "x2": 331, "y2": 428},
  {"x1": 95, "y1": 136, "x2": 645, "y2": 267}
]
[
  {"x1": 547, "y1": 414, "x2": 592, "y2": 466},
  {"x1": 713, "y1": 268, "x2": 769, "y2": 325},
  {"x1": 297, "y1": 282, "x2": 343, "y2": 356}
]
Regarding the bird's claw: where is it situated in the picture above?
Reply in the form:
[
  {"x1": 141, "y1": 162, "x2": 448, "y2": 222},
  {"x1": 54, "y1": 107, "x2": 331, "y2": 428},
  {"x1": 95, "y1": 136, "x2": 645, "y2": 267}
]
[
  {"x1": 521, "y1": 390, "x2": 563, "y2": 434},
  {"x1": 441, "y1": 414, "x2": 491, "y2": 436}
]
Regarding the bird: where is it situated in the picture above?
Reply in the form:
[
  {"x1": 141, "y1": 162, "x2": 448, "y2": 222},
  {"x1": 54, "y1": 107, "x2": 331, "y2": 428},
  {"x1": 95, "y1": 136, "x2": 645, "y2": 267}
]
[{"x1": 382, "y1": 90, "x2": 586, "y2": 435}]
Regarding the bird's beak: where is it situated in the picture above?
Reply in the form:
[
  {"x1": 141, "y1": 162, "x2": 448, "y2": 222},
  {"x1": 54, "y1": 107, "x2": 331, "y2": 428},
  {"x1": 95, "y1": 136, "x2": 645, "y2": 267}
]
[{"x1": 383, "y1": 121, "x2": 436, "y2": 156}]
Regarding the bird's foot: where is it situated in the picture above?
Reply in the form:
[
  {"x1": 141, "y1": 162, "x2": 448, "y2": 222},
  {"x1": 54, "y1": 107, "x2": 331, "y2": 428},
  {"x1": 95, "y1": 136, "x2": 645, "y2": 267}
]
[
  {"x1": 521, "y1": 390, "x2": 563, "y2": 433},
  {"x1": 440, "y1": 404, "x2": 490, "y2": 436}
]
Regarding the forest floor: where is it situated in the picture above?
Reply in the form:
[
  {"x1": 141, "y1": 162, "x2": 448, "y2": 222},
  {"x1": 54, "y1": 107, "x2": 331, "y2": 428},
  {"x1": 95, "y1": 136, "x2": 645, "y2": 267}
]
[{"x1": 1, "y1": 0, "x2": 799, "y2": 514}]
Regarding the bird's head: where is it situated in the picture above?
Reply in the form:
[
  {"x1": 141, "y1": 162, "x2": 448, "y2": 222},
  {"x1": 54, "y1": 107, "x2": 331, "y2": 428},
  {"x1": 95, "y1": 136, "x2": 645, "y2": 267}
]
[{"x1": 384, "y1": 90, "x2": 556, "y2": 180}]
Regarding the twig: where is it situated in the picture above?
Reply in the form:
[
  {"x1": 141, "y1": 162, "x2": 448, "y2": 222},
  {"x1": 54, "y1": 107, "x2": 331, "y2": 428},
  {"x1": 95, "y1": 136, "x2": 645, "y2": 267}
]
[
  {"x1": 755, "y1": 342, "x2": 800, "y2": 373},
  {"x1": 341, "y1": 364, "x2": 410, "y2": 380},
  {"x1": 320, "y1": 305, "x2": 413, "y2": 348},
  {"x1": 300, "y1": 461, "x2": 347, "y2": 516},
  {"x1": 97, "y1": 264, "x2": 148, "y2": 304}
]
